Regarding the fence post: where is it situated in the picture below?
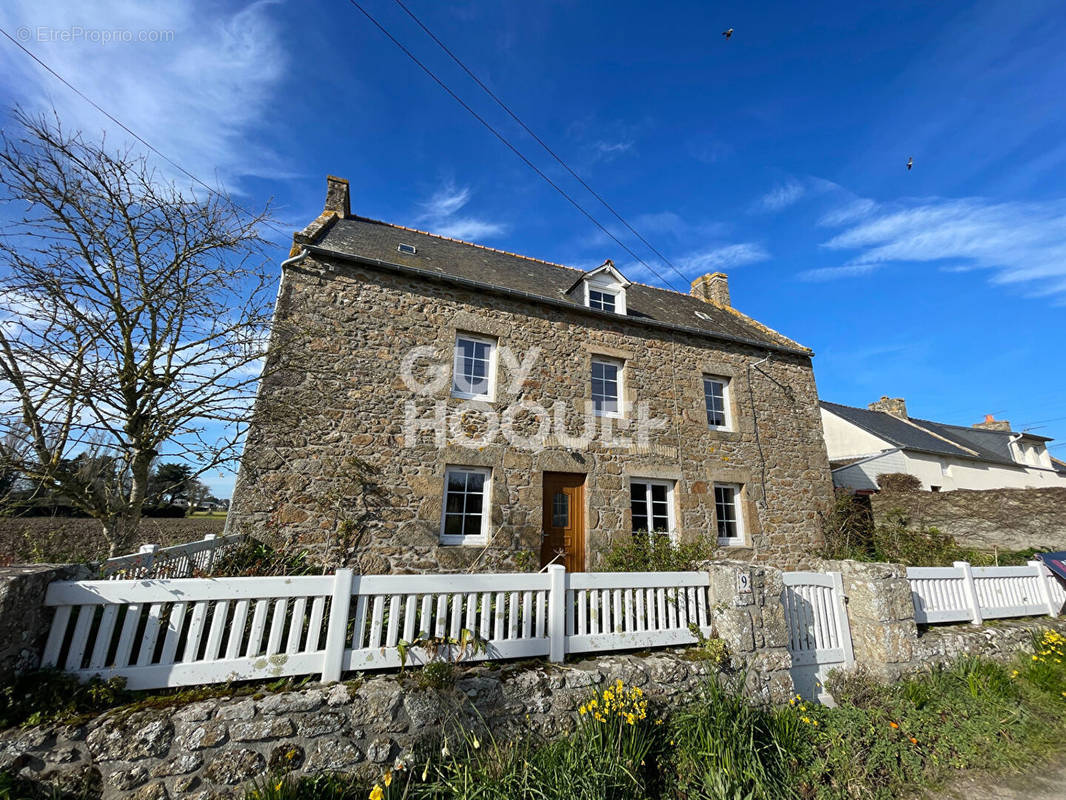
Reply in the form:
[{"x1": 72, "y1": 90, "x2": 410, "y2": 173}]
[
  {"x1": 138, "y1": 544, "x2": 158, "y2": 574},
  {"x1": 203, "y1": 534, "x2": 219, "y2": 573},
  {"x1": 1030, "y1": 560, "x2": 1059, "y2": 618},
  {"x1": 547, "y1": 564, "x2": 566, "y2": 663},
  {"x1": 954, "y1": 561, "x2": 983, "y2": 625},
  {"x1": 321, "y1": 569, "x2": 354, "y2": 683}
]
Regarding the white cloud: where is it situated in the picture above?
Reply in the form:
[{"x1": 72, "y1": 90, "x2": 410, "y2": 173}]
[
  {"x1": 0, "y1": 0, "x2": 288, "y2": 192},
  {"x1": 680, "y1": 243, "x2": 770, "y2": 273},
  {"x1": 592, "y1": 139, "x2": 634, "y2": 160},
  {"x1": 817, "y1": 197, "x2": 878, "y2": 227},
  {"x1": 799, "y1": 196, "x2": 1066, "y2": 296},
  {"x1": 416, "y1": 181, "x2": 506, "y2": 241},
  {"x1": 755, "y1": 179, "x2": 806, "y2": 212}
]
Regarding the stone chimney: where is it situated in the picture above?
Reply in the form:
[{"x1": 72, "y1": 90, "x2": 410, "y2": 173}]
[
  {"x1": 868, "y1": 396, "x2": 908, "y2": 419},
  {"x1": 324, "y1": 175, "x2": 350, "y2": 218},
  {"x1": 973, "y1": 414, "x2": 1011, "y2": 432},
  {"x1": 690, "y1": 272, "x2": 730, "y2": 306}
]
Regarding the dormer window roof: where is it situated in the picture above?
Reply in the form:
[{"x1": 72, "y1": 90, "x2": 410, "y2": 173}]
[{"x1": 567, "y1": 259, "x2": 630, "y2": 315}]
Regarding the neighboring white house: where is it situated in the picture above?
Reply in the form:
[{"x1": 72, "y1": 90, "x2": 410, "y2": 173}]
[{"x1": 822, "y1": 397, "x2": 1066, "y2": 492}]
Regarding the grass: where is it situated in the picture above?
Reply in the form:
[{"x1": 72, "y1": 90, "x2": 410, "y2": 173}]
[{"x1": 239, "y1": 629, "x2": 1066, "y2": 800}]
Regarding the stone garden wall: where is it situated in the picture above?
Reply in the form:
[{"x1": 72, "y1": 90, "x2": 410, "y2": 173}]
[
  {"x1": 871, "y1": 487, "x2": 1066, "y2": 552},
  {"x1": 0, "y1": 651, "x2": 725, "y2": 800},
  {"x1": 816, "y1": 557, "x2": 1066, "y2": 680},
  {"x1": 0, "y1": 564, "x2": 90, "y2": 683}
]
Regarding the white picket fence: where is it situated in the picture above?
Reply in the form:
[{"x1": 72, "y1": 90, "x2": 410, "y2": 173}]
[
  {"x1": 42, "y1": 566, "x2": 712, "y2": 690},
  {"x1": 908, "y1": 560, "x2": 1066, "y2": 625},
  {"x1": 99, "y1": 533, "x2": 245, "y2": 579}
]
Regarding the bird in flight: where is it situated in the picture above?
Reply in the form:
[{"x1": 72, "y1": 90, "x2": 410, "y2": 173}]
[
  {"x1": 906, "y1": 156, "x2": 913, "y2": 171},
  {"x1": 722, "y1": 28, "x2": 734, "y2": 39}
]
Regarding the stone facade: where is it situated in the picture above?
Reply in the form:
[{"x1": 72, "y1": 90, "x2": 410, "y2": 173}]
[
  {"x1": 871, "y1": 487, "x2": 1066, "y2": 552},
  {"x1": 0, "y1": 651, "x2": 737, "y2": 799},
  {"x1": 230, "y1": 197, "x2": 833, "y2": 573}
]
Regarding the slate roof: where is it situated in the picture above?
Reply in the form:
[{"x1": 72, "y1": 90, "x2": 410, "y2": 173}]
[
  {"x1": 310, "y1": 216, "x2": 809, "y2": 356},
  {"x1": 819, "y1": 401, "x2": 978, "y2": 460},
  {"x1": 822, "y1": 401, "x2": 1055, "y2": 468}
]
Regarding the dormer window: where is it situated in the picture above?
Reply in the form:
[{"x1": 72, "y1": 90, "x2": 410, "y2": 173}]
[
  {"x1": 588, "y1": 289, "x2": 617, "y2": 313},
  {"x1": 567, "y1": 259, "x2": 631, "y2": 315}
]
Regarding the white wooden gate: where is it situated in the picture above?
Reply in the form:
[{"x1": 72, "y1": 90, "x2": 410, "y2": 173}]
[{"x1": 782, "y1": 571, "x2": 854, "y2": 703}]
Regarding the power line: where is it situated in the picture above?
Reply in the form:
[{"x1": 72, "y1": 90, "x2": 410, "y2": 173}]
[
  {"x1": 390, "y1": 0, "x2": 693, "y2": 290},
  {"x1": 0, "y1": 26, "x2": 270, "y2": 227},
  {"x1": 345, "y1": 0, "x2": 688, "y2": 294}
]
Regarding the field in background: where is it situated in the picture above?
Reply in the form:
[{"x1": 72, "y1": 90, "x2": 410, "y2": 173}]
[{"x1": 0, "y1": 515, "x2": 226, "y2": 566}]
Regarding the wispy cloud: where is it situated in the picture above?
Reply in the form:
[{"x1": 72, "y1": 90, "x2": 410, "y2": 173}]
[
  {"x1": 0, "y1": 0, "x2": 289, "y2": 192},
  {"x1": 800, "y1": 196, "x2": 1066, "y2": 298},
  {"x1": 817, "y1": 197, "x2": 878, "y2": 227},
  {"x1": 416, "y1": 181, "x2": 506, "y2": 241},
  {"x1": 679, "y1": 243, "x2": 770, "y2": 273},
  {"x1": 592, "y1": 139, "x2": 634, "y2": 161},
  {"x1": 755, "y1": 179, "x2": 806, "y2": 212}
]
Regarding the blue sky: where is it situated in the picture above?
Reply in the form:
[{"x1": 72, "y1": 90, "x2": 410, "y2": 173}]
[{"x1": 2, "y1": 0, "x2": 1066, "y2": 496}]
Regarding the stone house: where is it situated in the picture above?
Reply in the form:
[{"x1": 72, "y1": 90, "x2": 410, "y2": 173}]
[{"x1": 229, "y1": 176, "x2": 834, "y2": 573}]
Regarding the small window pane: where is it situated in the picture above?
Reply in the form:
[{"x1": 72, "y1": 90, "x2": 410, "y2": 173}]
[
  {"x1": 715, "y1": 485, "x2": 740, "y2": 541},
  {"x1": 589, "y1": 289, "x2": 616, "y2": 312},
  {"x1": 704, "y1": 378, "x2": 728, "y2": 427},
  {"x1": 552, "y1": 492, "x2": 569, "y2": 527},
  {"x1": 442, "y1": 468, "x2": 489, "y2": 542},
  {"x1": 592, "y1": 359, "x2": 620, "y2": 415},
  {"x1": 453, "y1": 337, "x2": 494, "y2": 397}
]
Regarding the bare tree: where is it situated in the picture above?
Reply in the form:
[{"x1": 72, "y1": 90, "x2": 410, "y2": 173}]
[{"x1": 0, "y1": 109, "x2": 280, "y2": 556}]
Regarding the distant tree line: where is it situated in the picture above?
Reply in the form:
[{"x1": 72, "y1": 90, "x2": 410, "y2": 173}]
[{"x1": 0, "y1": 454, "x2": 228, "y2": 518}]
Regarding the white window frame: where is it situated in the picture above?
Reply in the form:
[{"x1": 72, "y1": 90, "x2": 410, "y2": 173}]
[
  {"x1": 703, "y1": 375, "x2": 732, "y2": 431},
  {"x1": 629, "y1": 478, "x2": 677, "y2": 543},
  {"x1": 587, "y1": 287, "x2": 619, "y2": 313},
  {"x1": 714, "y1": 483, "x2": 746, "y2": 546},
  {"x1": 591, "y1": 356, "x2": 624, "y2": 418},
  {"x1": 440, "y1": 466, "x2": 491, "y2": 546},
  {"x1": 451, "y1": 333, "x2": 497, "y2": 401}
]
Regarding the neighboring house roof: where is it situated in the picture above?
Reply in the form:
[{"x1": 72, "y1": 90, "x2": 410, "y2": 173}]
[
  {"x1": 820, "y1": 401, "x2": 977, "y2": 460},
  {"x1": 307, "y1": 216, "x2": 809, "y2": 356},
  {"x1": 1053, "y1": 457, "x2": 1066, "y2": 476},
  {"x1": 822, "y1": 400, "x2": 1056, "y2": 469}
]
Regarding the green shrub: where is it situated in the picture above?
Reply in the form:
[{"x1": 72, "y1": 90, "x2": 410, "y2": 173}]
[
  {"x1": 874, "y1": 473, "x2": 922, "y2": 492},
  {"x1": 417, "y1": 662, "x2": 456, "y2": 691},
  {"x1": 206, "y1": 538, "x2": 316, "y2": 577},
  {"x1": 600, "y1": 533, "x2": 714, "y2": 572}
]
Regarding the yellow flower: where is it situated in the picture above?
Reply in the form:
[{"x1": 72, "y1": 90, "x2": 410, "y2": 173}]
[
  {"x1": 370, "y1": 786, "x2": 384, "y2": 800},
  {"x1": 384, "y1": 770, "x2": 393, "y2": 787},
  {"x1": 275, "y1": 782, "x2": 284, "y2": 792},
  {"x1": 812, "y1": 720, "x2": 819, "y2": 727}
]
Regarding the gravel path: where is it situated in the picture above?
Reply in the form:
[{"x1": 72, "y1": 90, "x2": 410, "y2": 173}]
[{"x1": 932, "y1": 756, "x2": 1066, "y2": 800}]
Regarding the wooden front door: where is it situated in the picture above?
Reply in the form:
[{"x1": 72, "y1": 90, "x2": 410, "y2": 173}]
[{"x1": 540, "y1": 472, "x2": 586, "y2": 572}]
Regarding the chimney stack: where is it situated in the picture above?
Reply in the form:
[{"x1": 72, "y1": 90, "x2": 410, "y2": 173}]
[
  {"x1": 973, "y1": 414, "x2": 1011, "y2": 432},
  {"x1": 324, "y1": 175, "x2": 350, "y2": 218},
  {"x1": 690, "y1": 272, "x2": 730, "y2": 307},
  {"x1": 868, "y1": 396, "x2": 908, "y2": 419}
]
